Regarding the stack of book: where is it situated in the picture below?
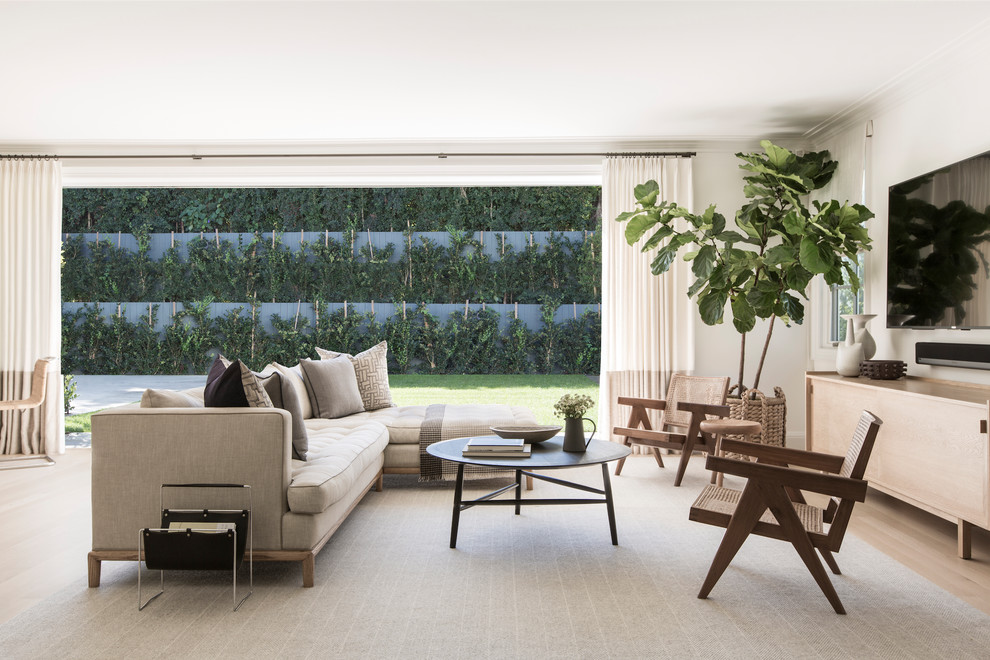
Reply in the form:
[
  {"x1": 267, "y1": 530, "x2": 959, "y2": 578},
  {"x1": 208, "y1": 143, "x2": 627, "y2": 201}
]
[{"x1": 461, "y1": 437, "x2": 532, "y2": 458}]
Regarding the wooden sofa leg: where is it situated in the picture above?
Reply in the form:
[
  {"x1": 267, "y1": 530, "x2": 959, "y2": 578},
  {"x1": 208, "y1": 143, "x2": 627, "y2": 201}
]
[
  {"x1": 88, "y1": 553, "x2": 102, "y2": 588},
  {"x1": 302, "y1": 553, "x2": 315, "y2": 588},
  {"x1": 376, "y1": 470, "x2": 384, "y2": 492}
]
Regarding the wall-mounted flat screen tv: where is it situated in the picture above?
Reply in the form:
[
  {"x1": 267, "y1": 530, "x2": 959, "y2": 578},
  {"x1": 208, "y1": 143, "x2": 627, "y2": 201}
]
[{"x1": 887, "y1": 150, "x2": 990, "y2": 329}]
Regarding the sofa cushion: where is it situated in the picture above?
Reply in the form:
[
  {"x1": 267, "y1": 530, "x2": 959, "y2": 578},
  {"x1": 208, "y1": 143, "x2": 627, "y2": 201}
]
[
  {"x1": 270, "y1": 362, "x2": 314, "y2": 419},
  {"x1": 287, "y1": 421, "x2": 388, "y2": 514},
  {"x1": 316, "y1": 341, "x2": 394, "y2": 411},
  {"x1": 140, "y1": 388, "x2": 204, "y2": 408},
  {"x1": 308, "y1": 405, "x2": 428, "y2": 444}
]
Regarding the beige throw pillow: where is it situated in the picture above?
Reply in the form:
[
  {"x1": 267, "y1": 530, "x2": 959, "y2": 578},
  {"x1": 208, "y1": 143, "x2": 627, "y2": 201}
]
[
  {"x1": 299, "y1": 357, "x2": 366, "y2": 419},
  {"x1": 271, "y1": 362, "x2": 314, "y2": 419},
  {"x1": 315, "y1": 341, "x2": 394, "y2": 411},
  {"x1": 260, "y1": 366, "x2": 309, "y2": 461},
  {"x1": 140, "y1": 389, "x2": 204, "y2": 408}
]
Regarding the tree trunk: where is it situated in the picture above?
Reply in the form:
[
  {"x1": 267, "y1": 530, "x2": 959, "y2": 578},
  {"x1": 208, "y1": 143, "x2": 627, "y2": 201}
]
[
  {"x1": 751, "y1": 314, "x2": 776, "y2": 392},
  {"x1": 736, "y1": 332, "x2": 746, "y2": 395}
]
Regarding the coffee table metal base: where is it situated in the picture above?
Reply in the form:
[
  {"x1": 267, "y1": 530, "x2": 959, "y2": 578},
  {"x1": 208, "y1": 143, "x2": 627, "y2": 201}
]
[{"x1": 448, "y1": 463, "x2": 618, "y2": 548}]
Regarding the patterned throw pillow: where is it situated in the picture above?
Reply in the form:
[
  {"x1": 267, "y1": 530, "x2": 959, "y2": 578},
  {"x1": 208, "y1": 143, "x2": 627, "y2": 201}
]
[{"x1": 315, "y1": 341, "x2": 394, "y2": 411}]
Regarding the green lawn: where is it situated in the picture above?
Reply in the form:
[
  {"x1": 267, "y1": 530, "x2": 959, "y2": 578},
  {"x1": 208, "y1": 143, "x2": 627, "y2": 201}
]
[
  {"x1": 64, "y1": 375, "x2": 599, "y2": 434},
  {"x1": 65, "y1": 409, "x2": 99, "y2": 434},
  {"x1": 390, "y1": 374, "x2": 599, "y2": 426}
]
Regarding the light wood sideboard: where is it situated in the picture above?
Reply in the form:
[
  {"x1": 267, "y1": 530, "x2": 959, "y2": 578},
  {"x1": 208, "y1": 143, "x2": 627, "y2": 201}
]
[{"x1": 805, "y1": 372, "x2": 990, "y2": 559}]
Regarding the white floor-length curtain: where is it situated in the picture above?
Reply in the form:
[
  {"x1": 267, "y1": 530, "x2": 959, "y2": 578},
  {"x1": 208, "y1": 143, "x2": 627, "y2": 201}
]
[
  {"x1": 0, "y1": 157, "x2": 63, "y2": 456},
  {"x1": 600, "y1": 156, "x2": 695, "y2": 440}
]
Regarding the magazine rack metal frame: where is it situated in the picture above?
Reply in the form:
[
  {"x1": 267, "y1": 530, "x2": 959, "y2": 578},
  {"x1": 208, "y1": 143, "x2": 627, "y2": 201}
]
[{"x1": 138, "y1": 483, "x2": 253, "y2": 611}]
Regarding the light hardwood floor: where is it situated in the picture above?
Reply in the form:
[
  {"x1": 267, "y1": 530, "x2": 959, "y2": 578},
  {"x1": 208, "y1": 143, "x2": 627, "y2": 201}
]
[{"x1": 0, "y1": 451, "x2": 988, "y2": 626}]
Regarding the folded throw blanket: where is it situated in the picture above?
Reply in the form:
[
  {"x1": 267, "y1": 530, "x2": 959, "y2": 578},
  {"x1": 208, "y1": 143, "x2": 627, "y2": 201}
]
[{"x1": 418, "y1": 404, "x2": 511, "y2": 482}]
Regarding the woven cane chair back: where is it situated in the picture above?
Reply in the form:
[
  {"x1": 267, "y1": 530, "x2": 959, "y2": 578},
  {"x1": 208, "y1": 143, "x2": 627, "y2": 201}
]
[{"x1": 661, "y1": 374, "x2": 730, "y2": 430}]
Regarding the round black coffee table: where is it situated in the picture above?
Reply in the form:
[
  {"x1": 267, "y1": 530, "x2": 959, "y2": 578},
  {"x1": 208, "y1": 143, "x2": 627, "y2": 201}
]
[{"x1": 426, "y1": 436, "x2": 631, "y2": 548}]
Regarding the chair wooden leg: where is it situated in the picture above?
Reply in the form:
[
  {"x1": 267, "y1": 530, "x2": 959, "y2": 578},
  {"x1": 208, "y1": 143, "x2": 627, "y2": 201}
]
[
  {"x1": 698, "y1": 481, "x2": 767, "y2": 599},
  {"x1": 652, "y1": 447, "x2": 665, "y2": 468},
  {"x1": 614, "y1": 439, "x2": 632, "y2": 475},
  {"x1": 762, "y1": 483, "x2": 845, "y2": 614},
  {"x1": 710, "y1": 434, "x2": 722, "y2": 485},
  {"x1": 819, "y1": 548, "x2": 841, "y2": 575},
  {"x1": 673, "y1": 436, "x2": 696, "y2": 487}
]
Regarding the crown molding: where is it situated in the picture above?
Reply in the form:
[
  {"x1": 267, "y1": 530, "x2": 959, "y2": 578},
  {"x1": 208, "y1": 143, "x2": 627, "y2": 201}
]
[{"x1": 805, "y1": 18, "x2": 990, "y2": 145}]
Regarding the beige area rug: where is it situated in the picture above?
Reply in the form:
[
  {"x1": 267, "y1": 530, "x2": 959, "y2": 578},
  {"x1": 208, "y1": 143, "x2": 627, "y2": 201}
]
[{"x1": 2, "y1": 457, "x2": 989, "y2": 659}]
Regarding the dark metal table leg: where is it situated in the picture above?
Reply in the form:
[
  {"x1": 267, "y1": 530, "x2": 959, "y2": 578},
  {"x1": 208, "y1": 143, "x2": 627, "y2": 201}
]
[
  {"x1": 450, "y1": 463, "x2": 465, "y2": 548},
  {"x1": 515, "y1": 469, "x2": 522, "y2": 515},
  {"x1": 602, "y1": 463, "x2": 618, "y2": 545}
]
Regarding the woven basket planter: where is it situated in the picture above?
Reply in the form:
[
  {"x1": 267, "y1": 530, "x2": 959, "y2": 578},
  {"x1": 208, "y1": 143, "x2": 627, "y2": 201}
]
[{"x1": 726, "y1": 387, "x2": 786, "y2": 448}]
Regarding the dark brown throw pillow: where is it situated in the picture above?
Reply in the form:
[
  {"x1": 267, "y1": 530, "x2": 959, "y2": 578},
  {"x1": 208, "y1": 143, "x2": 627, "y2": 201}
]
[{"x1": 204, "y1": 357, "x2": 249, "y2": 407}]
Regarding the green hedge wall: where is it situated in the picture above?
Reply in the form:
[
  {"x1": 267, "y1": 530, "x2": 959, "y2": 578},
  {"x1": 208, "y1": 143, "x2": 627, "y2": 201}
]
[
  {"x1": 62, "y1": 302, "x2": 601, "y2": 376},
  {"x1": 62, "y1": 230, "x2": 602, "y2": 305},
  {"x1": 62, "y1": 187, "x2": 602, "y2": 233}
]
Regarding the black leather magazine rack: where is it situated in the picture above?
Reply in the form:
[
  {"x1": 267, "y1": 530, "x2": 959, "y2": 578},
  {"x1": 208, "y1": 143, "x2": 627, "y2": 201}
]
[{"x1": 138, "y1": 483, "x2": 252, "y2": 611}]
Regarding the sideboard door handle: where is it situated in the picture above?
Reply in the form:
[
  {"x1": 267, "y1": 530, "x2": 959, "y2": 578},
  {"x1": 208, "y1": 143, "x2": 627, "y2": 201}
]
[{"x1": 981, "y1": 420, "x2": 988, "y2": 434}]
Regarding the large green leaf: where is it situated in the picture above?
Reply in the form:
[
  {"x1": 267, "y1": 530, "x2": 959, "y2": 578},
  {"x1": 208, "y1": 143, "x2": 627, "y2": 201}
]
[
  {"x1": 698, "y1": 290, "x2": 727, "y2": 325},
  {"x1": 641, "y1": 224, "x2": 675, "y2": 251},
  {"x1": 780, "y1": 292, "x2": 805, "y2": 324},
  {"x1": 614, "y1": 209, "x2": 640, "y2": 224},
  {"x1": 731, "y1": 296, "x2": 756, "y2": 333},
  {"x1": 651, "y1": 244, "x2": 678, "y2": 275},
  {"x1": 747, "y1": 283, "x2": 779, "y2": 318},
  {"x1": 687, "y1": 276, "x2": 708, "y2": 298},
  {"x1": 763, "y1": 244, "x2": 797, "y2": 267},
  {"x1": 710, "y1": 212, "x2": 726, "y2": 236},
  {"x1": 692, "y1": 244, "x2": 717, "y2": 279},
  {"x1": 799, "y1": 236, "x2": 834, "y2": 273},
  {"x1": 714, "y1": 230, "x2": 749, "y2": 245},
  {"x1": 782, "y1": 210, "x2": 806, "y2": 235},
  {"x1": 624, "y1": 210, "x2": 660, "y2": 245},
  {"x1": 785, "y1": 265, "x2": 814, "y2": 292},
  {"x1": 760, "y1": 140, "x2": 795, "y2": 170},
  {"x1": 634, "y1": 180, "x2": 659, "y2": 206}
]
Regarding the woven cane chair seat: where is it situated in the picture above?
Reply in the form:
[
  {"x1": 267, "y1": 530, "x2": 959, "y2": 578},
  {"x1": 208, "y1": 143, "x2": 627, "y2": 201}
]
[{"x1": 692, "y1": 484, "x2": 824, "y2": 534}]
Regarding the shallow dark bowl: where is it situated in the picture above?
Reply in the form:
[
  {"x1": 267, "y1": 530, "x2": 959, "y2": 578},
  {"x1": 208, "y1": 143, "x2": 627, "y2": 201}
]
[{"x1": 489, "y1": 425, "x2": 562, "y2": 443}]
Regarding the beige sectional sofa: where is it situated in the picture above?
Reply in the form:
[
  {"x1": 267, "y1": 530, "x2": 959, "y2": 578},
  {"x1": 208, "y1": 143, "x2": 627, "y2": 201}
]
[{"x1": 88, "y1": 389, "x2": 536, "y2": 588}]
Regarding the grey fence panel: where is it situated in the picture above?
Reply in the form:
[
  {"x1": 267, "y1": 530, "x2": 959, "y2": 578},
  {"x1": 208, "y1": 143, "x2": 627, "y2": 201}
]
[
  {"x1": 62, "y1": 301, "x2": 601, "y2": 334},
  {"x1": 63, "y1": 230, "x2": 594, "y2": 262}
]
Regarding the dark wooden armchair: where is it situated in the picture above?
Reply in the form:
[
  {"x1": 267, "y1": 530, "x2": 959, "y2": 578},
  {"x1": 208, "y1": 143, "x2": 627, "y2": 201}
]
[
  {"x1": 612, "y1": 374, "x2": 730, "y2": 486},
  {"x1": 689, "y1": 410, "x2": 883, "y2": 614}
]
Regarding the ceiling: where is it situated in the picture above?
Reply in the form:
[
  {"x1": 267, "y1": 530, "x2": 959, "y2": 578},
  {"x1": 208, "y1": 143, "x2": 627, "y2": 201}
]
[{"x1": 3, "y1": 0, "x2": 990, "y2": 153}]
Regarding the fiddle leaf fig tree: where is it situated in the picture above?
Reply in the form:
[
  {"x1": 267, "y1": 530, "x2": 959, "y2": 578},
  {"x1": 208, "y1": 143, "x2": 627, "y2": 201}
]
[{"x1": 617, "y1": 140, "x2": 874, "y2": 395}]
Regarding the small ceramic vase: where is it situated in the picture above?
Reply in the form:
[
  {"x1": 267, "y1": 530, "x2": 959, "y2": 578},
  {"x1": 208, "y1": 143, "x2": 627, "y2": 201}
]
[
  {"x1": 843, "y1": 313, "x2": 877, "y2": 361},
  {"x1": 836, "y1": 315, "x2": 865, "y2": 377}
]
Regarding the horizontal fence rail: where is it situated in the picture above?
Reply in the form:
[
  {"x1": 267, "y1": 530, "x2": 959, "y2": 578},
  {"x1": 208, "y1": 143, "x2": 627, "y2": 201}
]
[
  {"x1": 62, "y1": 301, "x2": 602, "y2": 333},
  {"x1": 63, "y1": 230, "x2": 596, "y2": 262}
]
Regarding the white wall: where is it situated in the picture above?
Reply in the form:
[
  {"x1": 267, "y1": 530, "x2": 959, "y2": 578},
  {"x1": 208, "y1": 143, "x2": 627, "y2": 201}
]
[
  {"x1": 691, "y1": 149, "x2": 810, "y2": 445},
  {"x1": 817, "y1": 32, "x2": 990, "y2": 387}
]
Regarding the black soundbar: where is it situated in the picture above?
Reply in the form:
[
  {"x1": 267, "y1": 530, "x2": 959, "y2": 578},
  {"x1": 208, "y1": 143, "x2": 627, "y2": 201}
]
[{"x1": 916, "y1": 342, "x2": 990, "y2": 370}]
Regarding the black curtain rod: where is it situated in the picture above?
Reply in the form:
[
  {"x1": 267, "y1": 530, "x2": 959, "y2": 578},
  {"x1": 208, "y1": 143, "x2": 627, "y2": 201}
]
[{"x1": 4, "y1": 151, "x2": 695, "y2": 161}]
